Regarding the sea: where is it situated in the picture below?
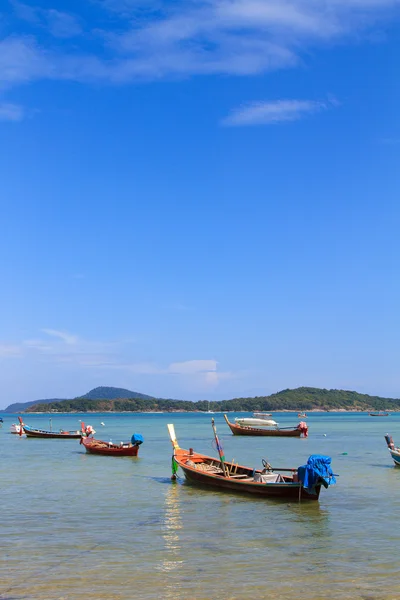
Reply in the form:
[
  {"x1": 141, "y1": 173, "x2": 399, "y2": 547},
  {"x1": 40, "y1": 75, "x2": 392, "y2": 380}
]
[{"x1": 1, "y1": 411, "x2": 400, "y2": 600}]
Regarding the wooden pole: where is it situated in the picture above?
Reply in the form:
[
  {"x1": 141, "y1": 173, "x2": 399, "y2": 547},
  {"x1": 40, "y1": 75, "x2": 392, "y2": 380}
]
[{"x1": 211, "y1": 418, "x2": 228, "y2": 477}]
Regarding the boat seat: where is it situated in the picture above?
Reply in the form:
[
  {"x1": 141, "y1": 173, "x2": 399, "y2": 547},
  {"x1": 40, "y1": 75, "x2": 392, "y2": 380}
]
[{"x1": 229, "y1": 474, "x2": 250, "y2": 479}]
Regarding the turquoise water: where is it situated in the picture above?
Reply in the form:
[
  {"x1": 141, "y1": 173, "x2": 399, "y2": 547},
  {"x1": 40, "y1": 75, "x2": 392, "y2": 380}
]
[{"x1": 1, "y1": 411, "x2": 400, "y2": 599}]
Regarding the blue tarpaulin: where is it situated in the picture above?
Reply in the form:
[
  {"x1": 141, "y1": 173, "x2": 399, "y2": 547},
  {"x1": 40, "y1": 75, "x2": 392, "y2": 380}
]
[
  {"x1": 298, "y1": 455, "x2": 336, "y2": 493},
  {"x1": 131, "y1": 433, "x2": 144, "y2": 445}
]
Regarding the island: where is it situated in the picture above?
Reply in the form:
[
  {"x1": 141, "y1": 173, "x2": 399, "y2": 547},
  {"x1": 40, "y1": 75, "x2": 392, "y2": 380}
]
[{"x1": 3, "y1": 385, "x2": 399, "y2": 413}]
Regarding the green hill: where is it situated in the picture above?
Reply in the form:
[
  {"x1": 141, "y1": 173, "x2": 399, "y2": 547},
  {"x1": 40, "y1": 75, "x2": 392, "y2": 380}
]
[
  {"x1": 4, "y1": 398, "x2": 67, "y2": 413},
  {"x1": 3, "y1": 386, "x2": 155, "y2": 413},
  {"x1": 78, "y1": 386, "x2": 154, "y2": 401},
  {"x1": 23, "y1": 386, "x2": 400, "y2": 413}
]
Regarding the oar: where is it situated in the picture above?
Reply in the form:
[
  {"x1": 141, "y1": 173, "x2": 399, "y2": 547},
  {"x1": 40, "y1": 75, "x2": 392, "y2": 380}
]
[{"x1": 211, "y1": 418, "x2": 228, "y2": 477}]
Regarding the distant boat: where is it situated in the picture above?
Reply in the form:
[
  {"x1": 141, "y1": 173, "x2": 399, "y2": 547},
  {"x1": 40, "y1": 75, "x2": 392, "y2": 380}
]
[
  {"x1": 207, "y1": 402, "x2": 214, "y2": 414},
  {"x1": 18, "y1": 417, "x2": 95, "y2": 439},
  {"x1": 10, "y1": 423, "x2": 22, "y2": 434},
  {"x1": 298, "y1": 412, "x2": 307, "y2": 418},
  {"x1": 384, "y1": 434, "x2": 400, "y2": 466},
  {"x1": 167, "y1": 421, "x2": 335, "y2": 501},
  {"x1": 224, "y1": 415, "x2": 308, "y2": 437},
  {"x1": 369, "y1": 411, "x2": 389, "y2": 417},
  {"x1": 253, "y1": 412, "x2": 272, "y2": 418},
  {"x1": 80, "y1": 433, "x2": 144, "y2": 456}
]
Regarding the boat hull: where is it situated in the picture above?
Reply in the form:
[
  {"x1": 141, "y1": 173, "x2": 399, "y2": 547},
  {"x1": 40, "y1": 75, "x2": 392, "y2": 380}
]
[
  {"x1": 389, "y1": 449, "x2": 400, "y2": 466},
  {"x1": 80, "y1": 438, "x2": 140, "y2": 456},
  {"x1": 224, "y1": 415, "x2": 302, "y2": 437},
  {"x1": 175, "y1": 449, "x2": 320, "y2": 500},
  {"x1": 23, "y1": 427, "x2": 82, "y2": 439},
  {"x1": 370, "y1": 412, "x2": 389, "y2": 416}
]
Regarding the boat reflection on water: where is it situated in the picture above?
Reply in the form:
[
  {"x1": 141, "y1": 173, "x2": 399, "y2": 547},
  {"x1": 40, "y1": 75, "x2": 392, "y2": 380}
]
[{"x1": 158, "y1": 484, "x2": 184, "y2": 595}]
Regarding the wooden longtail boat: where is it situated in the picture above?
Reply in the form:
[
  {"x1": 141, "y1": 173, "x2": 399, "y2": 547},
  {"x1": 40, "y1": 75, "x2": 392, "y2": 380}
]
[
  {"x1": 370, "y1": 411, "x2": 389, "y2": 417},
  {"x1": 168, "y1": 422, "x2": 336, "y2": 501},
  {"x1": 18, "y1": 417, "x2": 95, "y2": 439},
  {"x1": 80, "y1": 433, "x2": 144, "y2": 456},
  {"x1": 224, "y1": 414, "x2": 308, "y2": 437},
  {"x1": 384, "y1": 434, "x2": 400, "y2": 466}
]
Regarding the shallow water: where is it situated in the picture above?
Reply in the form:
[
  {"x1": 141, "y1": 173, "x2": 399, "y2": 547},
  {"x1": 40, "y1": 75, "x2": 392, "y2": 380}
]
[{"x1": 1, "y1": 412, "x2": 400, "y2": 599}]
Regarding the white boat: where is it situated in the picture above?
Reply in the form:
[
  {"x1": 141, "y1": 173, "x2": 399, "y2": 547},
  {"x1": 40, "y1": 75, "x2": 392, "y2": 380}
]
[
  {"x1": 385, "y1": 434, "x2": 400, "y2": 466},
  {"x1": 10, "y1": 423, "x2": 22, "y2": 434},
  {"x1": 235, "y1": 418, "x2": 278, "y2": 427},
  {"x1": 253, "y1": 412, "x2": 272, "y2": 418}
]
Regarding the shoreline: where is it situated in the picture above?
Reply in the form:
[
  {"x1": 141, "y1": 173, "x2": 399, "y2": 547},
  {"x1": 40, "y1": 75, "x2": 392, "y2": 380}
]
[{"x1": 13, "y1": 408, "x2": 399, "y2": 415}]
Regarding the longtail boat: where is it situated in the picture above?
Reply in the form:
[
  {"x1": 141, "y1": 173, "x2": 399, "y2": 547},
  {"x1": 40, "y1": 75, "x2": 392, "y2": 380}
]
[
  {"x1": 80, "y1": 433, "x2": 144, "y2": 456},
  {"x1": 224, "y1": 414, "x2": 308, "y2": 437},
  {"x1": 370, "y1": 411, "x2": 389, "y2": 417},
  {"x1": 18, "y1": 416, "x2": 95, "y2": 439},
  {"x1": 168, "y1": 421, "x2": 336, "y2": 501},
  {"x1": 384, "y1": 434, "x2": 400, "y2": 466}
]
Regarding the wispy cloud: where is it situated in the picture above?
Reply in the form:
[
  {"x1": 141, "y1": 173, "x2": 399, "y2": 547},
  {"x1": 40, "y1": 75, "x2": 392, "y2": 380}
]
[
  {"x1": 223, "y1": 99, "x2": 329, "y2": 126},
  {"x1": 168, "y1": 359, "x2": 217, "y2": 375},
  {"x1": 3, "y1": 0, "x2": 400, "y2": 90},
  {"x1": 0, "y1": 102, "x2": 24, "y2": 121},
  {"x1": 1, "y1": 330, "x2": 235, "y2": 386},
  {"x1": 124, "y1": 358, "x2": 235, "y2": 386},
  {"x1": 22, "y1": 329, "x2": 120, "y2": 367},
  {"x1": 0, "y1": 344, "x2": 22, "y2": 358},
  {"x1": 41, "y1": 329, "x2": 79, "y2": 345},
  {"x1": 11, "y1": 2, "x2": 82, "y2": 38}
]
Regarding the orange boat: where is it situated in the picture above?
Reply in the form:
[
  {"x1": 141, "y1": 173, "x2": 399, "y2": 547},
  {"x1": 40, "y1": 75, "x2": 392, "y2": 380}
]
[
  {"x1": 224, "y1": 414, "x2": 308, "y2": 437},
  {"x1": 167, "y1": 422, "x2": 335, "y2": 501},
  {"x1": 80, "y1": 433, "x2": 144, "y2": 456}
]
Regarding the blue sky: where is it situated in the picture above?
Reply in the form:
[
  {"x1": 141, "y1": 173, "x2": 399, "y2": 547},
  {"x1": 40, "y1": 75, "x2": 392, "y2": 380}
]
[{"x1": 1, "y1": 1, "x2": 400, "y2": 407}]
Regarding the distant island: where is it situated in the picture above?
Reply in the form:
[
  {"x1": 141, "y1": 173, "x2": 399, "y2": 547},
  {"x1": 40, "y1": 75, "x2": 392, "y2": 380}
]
[{"x1": 3, "y1": 385, "x2": 400, "y2": 413}]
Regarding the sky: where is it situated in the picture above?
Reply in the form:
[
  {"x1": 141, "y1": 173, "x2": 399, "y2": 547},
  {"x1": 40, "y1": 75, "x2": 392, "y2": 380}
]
[{"x1": 1, "y1": 0, "x2": 400, "y2": 407}]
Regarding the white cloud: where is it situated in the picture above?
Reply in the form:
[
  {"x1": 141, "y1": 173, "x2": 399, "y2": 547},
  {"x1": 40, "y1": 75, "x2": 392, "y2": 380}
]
[
  {"x1": 2, "y1": 0, "x2": 400, "y2": 89},
  {"x1": 167, "y1": 359, "x2": 235, "y2": 387},
  {"x1": 223, "y1": 99, "x2": 328, "y2": 126},
  {"x1": 98, "y1": 357, "x2": 235, "y2": 387},
  {"x1": 0, "y1": 328, "x2": 237, "y2": 389},
  {"x1": 0, "y1": 36, "x2": 53, "y2": 87}
]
